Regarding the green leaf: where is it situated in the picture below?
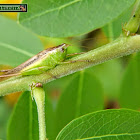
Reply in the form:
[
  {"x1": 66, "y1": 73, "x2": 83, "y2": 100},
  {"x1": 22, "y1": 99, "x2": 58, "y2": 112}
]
[
  {"x1": 45, "y1": 94, "x2": 55, "y2": 140},
  {"x1": 19, "y1": 0, "x2": 135, "y2": 37},
  {"x1": 0, "y1": 16, "x2": 43, "y2": 67},
  {"x1": 7, "y1": 91, "x2": 39, "y2": 140},
  {"x1": 77, "y1": 133, "x2": 140, "y2": 140},
  {"x1": 56, "y1": 109, "x2": 140, "y2": 140},
  {"x1": 0, "y1": 98, "x2": 11, "y2": 140},
  {"x1": 88, "y1": 59, "x2": 122, "y2": 99},
  {"x1": 120, "y1": 53, "x2": 140, "y2": 110},
  {"x1": 7, "y1": 91, "x2": 54, "y2": 140},
  {"x1": 54, "y1": 70, "x2": 103, "y2": 138},
  {"x1": 44, "y1": 73, "x2": 77, "y2": 97}
]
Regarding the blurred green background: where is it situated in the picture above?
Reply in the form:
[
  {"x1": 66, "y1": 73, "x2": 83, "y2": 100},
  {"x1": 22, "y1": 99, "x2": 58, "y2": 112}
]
[{"x1": 0, "y1": 0, "x2": 139, "y2": 140}]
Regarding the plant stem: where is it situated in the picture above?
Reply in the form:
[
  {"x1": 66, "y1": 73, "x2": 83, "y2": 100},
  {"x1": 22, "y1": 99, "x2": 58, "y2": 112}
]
[
  {"x1": 32, "y1": 85, "x2": 46, "y2": 140},
  {"x1": 1, "y1": 35, "x2": 140, "y2": 95}
]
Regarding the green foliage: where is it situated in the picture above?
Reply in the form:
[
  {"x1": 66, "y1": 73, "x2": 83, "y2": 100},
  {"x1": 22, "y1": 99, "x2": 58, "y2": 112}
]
[
  {"x1": 54, "y1": 70, "x2": 103, "y2": 138},
  {"x1": 0, "y1": 98, "x2": 11, "y2": 139},
  {"x1": 7, "y1": 91, "x2": 39, "y2": 140},
  {"x1": 120, "y1": 53, "x2": 140, "y2": 110},
  {"x1": 0, "y1": 16, "x2": 43, "y2": 66},
  {"x1": 56, "y1": 109, "x2": 140, "y2": 140},
  {"x1": 7, "y1": 91, "x2": 54, "y2": 140},
  {"x1": 19, "y1": 0, "x2": 135, "y2": 37},
  {"x1": 102, "y1": 5, "x2": 134, "y2": 40},
  {"x1": 0, "y1": 0, "x2": 139, "y2": 140},
  {"x1": 88, "y1": 59, "x2": 122, "y2": 99}
]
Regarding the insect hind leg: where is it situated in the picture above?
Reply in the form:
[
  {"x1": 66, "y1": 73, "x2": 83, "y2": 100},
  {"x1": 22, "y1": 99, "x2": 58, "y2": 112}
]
[
  {"x1": 0, "y1": 69, "x2": 11, "y2": 72},
  {"x1": 21, "y1": 66, "x2": 57, "y2": 79},
  {"x1": 66, "y1": 52, "x2": 85, "y2": 58}
]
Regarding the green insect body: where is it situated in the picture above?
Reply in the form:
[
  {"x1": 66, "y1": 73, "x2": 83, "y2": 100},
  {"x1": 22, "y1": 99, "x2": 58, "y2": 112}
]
[
  {"x1": 20, "y1": 43, "x2": 68, "y2": 75},
  {"x1": 0, "y1": 43, "x2": 69, "y2": 77}
]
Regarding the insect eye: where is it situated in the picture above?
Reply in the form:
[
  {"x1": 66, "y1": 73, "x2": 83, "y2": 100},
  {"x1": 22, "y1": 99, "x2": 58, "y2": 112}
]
[{"x1": 60, "y1": 47, "x2": 65, "y2": 52}]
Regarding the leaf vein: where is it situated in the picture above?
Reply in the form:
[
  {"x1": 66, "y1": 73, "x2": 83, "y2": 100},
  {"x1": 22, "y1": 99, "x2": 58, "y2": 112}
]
[
  {"x1": 0, "y1": 42, "x2": 34, "y2": 57},
  {"x1": 20, "y1": 0, "x2": 82, "y2": 23}
]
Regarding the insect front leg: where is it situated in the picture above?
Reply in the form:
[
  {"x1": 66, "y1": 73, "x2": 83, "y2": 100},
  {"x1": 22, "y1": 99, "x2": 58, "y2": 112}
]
[
  {"x1": 66, "y1": 52, "x2": 85, "y2": 58},
  {"x1": 22, "y1": 66, "x2": 57, "y2": 79}
]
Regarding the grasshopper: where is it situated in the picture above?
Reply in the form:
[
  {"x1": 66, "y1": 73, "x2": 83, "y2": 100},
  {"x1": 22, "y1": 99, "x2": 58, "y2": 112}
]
[{"x1": 0, "y1": 43, "x2": 86, "y2": 78}]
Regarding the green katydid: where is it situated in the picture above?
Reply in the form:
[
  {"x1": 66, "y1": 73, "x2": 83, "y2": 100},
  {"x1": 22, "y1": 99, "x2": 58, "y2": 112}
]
[{"x1": 0, "y1": 43, "x2": 87, "y2": 78}]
